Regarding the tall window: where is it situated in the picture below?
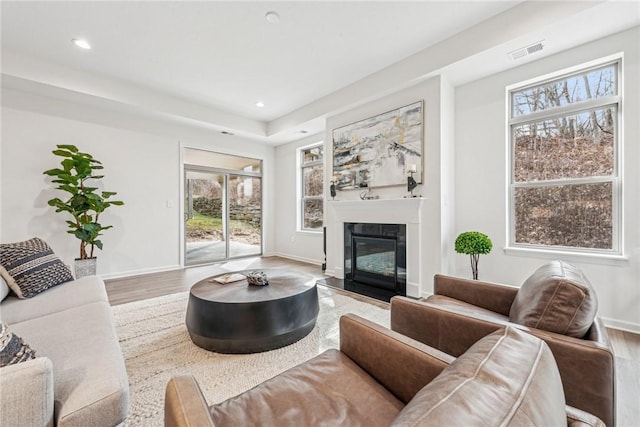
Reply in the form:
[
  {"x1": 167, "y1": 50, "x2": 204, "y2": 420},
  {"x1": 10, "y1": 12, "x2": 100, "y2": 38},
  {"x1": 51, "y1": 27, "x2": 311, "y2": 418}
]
[
  {"x1": 299, "y1": 143, "x2": 324, "y2": 231},
  {"x1": 508, "y1": 59, "x2": 621, "y2": 254}
]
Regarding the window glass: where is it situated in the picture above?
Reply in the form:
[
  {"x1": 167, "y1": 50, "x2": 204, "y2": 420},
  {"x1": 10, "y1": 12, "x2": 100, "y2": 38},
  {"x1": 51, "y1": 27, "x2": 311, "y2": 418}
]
[
  {"x1": 303, "y1": 199, "x2": 324, "y2": 230},
  {"x1": 508, "y1": 59, "x2": 620, "y2": 254},
  {"x1": 302, "y1": 146, "x2": 324, "y2": 165},
  {"x1": 514, "y1": 182, "x2": 613, "y2": 249},
  {"x1": 512, "y1": 64, "x2": 617, "y2": 117},
  {"x1": 300, "y1": 143, "x2": 324, "y2": 231},
  {"x1": 513, "y1": 107, "x2": 616, "y2": 182},
  {"x1": 303, "y1": 165, "x2": 323, "y2": 197}
]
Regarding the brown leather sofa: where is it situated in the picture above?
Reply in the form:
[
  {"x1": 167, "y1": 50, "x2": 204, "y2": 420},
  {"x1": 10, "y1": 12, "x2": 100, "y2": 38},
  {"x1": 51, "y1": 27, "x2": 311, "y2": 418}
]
[
  {"x1": 390, "y1": 261, "x2": 615, "y2": 427},
  {"x1": 165, "y1": 313, "x2": 604, "y2": 427}
]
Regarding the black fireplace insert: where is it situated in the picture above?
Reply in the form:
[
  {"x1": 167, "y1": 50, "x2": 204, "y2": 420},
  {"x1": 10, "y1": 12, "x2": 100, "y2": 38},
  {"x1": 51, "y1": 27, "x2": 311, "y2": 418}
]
[{"x1": 344, "y1": 223, "x2": 406, "y2": 301}]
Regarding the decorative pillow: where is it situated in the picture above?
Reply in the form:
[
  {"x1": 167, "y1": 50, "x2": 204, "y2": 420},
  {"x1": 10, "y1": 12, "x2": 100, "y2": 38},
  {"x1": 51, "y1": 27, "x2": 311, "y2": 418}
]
[
  {"x1": 391, "y1": 327, "x2": 566, "y2": 426},
  {"x1": 0, "y1": 274, "x2": 9, "y2": 302},
  {"x1": 0, "y1": 323, "x2": 37, "y2": 367},
  {"x1": 0, "y1": 237, "x2": 73, "y2": 299},
  {"x1": 509, "y1": 260, "x2": 598, "y2": 338}
]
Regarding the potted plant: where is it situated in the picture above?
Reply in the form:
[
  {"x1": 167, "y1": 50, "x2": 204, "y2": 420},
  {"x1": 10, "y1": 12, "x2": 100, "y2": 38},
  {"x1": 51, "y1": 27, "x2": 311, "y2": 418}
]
[
  {"x1": 455, "y1": 231, "x2": 492, "y2": 280},
  {"x1": 44, "y1": 144, "x2": 124, "y2": 277}
]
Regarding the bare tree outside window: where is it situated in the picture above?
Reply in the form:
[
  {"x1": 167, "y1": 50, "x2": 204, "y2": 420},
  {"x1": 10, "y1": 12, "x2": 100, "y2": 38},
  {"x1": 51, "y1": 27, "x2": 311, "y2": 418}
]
[
  {"x1": 509, "y1": 61, "x2": 620, "y2": 253},
  {"x1": 300, "y1": 144, "x2": 324, "y2": 230}
]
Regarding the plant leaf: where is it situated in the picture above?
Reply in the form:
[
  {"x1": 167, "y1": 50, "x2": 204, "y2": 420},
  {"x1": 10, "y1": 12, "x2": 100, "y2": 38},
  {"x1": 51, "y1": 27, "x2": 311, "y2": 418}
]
[
  {"x1": 56, "y1": 144, "x2": 79, "y2": 153},
  {"x1": 52, "y1": 149, "x2": 73, "y2": 157}
]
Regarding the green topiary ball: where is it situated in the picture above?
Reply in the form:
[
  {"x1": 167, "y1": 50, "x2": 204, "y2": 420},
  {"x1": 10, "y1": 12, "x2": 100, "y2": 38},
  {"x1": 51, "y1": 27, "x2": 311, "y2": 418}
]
[{"x1": 455, "y1": 231, "x2": 493, "y2": 255}]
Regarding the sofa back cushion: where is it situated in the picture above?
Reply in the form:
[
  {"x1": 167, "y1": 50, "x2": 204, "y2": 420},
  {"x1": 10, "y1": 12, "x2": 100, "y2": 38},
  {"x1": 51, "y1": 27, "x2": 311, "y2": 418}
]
[
  {"x1": 391, "y1": 327, "x2": 566, "y2": 427},
  {"x1": 509, "y1": 260, "x2": 597, "y2": 338}
]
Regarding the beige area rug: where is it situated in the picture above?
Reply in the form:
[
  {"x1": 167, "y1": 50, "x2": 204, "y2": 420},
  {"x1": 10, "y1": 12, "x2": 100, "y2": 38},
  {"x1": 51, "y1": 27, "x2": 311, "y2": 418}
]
[{"x1": 112, "y1": 285, "x2": 390, "y2": 426}]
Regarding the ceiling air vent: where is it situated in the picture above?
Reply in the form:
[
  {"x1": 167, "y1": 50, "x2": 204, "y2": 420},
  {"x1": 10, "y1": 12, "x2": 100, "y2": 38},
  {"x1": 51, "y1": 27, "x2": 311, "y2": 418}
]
[{"x1": 508, "y1": 40, "x2": 545, "y2": 61}]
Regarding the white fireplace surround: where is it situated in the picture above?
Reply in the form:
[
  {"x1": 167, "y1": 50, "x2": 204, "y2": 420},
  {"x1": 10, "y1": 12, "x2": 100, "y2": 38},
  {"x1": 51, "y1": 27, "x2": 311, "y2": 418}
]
[{"x1": 327, "y1": 198, "x2": 426, "y2": 298}]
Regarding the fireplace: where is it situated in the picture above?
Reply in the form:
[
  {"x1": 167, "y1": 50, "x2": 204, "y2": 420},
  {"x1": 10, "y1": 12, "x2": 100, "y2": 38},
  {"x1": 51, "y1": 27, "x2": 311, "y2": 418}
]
[{"x1": 344, "y1": 223, "x2": 406, "y2": 301}]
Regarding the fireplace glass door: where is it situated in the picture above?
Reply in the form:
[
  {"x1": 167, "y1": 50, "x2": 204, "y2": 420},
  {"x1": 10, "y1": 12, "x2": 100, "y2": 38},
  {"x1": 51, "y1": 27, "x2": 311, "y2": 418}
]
[{"x1": 352, "y1": 236, "x2": 397, "y2": 291}]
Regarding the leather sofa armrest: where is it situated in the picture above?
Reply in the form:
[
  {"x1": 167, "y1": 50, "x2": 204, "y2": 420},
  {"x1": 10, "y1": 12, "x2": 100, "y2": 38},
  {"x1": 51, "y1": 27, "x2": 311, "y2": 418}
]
[
  {"x1": 434, "y1": 274, "x2": 518, "y2": 316},
  {"x1": 0, "y1": 357, "x2": 54, "y2": 427},
  {"x1": 566, "y1": 405, "x2": 606, "y2": 427},
  {"x1": 339, "y1": 313, "x2": 455, "y2": 404},
  {"x1": 528, "y1": 327, "x2": 615, "y2": 427},
  {"x1": 165, "y1": 375, "x2": 216, "y2": 427}
]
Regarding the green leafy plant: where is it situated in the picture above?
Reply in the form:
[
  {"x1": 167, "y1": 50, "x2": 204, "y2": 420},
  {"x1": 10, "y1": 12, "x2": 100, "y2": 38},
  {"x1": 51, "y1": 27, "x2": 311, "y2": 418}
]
[
  {"x1": 43, "y1": 145, "x2": 124, "y2": 260},
  {"x1": 455, "y1": 231, "x2": 492, "y2": 280}
]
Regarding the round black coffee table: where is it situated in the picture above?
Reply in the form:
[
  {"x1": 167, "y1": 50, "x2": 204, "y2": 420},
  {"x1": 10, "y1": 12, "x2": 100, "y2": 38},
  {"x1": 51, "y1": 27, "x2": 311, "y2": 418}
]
[{"x1": 186, "y1": 269, "x2": 319, "y2": 354}]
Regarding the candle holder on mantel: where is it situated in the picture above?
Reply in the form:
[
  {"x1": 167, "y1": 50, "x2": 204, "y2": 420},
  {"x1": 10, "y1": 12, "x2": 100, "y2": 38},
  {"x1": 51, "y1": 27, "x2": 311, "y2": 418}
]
[{"x1": 405, "y1": 164, "x2": 421, "y2": 198}]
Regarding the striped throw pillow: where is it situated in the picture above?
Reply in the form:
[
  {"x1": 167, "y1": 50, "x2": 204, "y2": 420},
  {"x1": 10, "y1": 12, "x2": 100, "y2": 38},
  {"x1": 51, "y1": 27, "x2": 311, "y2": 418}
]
[{"x1": 0, "y1": 237, "x2": 73, "y2": 299}]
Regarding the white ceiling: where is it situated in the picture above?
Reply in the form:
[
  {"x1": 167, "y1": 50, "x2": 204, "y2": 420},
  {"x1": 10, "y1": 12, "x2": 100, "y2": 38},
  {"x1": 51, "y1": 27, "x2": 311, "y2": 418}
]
[
  {"x1": 1, "y1": 1, "x2": 520, "y2": 121},
  {"x1": 2, "y1": 1, "x2": 639, "y2": 144}
]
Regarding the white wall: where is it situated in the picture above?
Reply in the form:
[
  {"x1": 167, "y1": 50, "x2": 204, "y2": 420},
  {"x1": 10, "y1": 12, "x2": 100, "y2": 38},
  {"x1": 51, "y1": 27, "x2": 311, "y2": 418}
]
[
  {"x1": 454, "y1": 27, "x2": 640, "y2": 332},
  {"x1": 1, "y1": 90, "x2": 275, "y2": 277},
  {"x1": 324, "y1": 76, "x2": 455, "y2": 294},
  {"x1": 273, "y1": 133, "x2": 325, "y2": 265},
  {"x1": 439, "y1": 77, "x2": 456, "y2": 276}
]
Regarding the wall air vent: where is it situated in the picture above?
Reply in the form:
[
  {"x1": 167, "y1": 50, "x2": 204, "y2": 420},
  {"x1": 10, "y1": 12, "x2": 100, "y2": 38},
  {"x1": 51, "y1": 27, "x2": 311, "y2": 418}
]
[{"x1": 508, "y1": 40, "x2": 545, "y2": 61}]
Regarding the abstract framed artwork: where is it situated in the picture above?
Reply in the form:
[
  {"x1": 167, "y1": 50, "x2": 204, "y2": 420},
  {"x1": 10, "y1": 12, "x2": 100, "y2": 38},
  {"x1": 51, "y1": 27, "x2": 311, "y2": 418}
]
[{"x1": 332, "y1": 101, "x2": 423, "y2": 190}]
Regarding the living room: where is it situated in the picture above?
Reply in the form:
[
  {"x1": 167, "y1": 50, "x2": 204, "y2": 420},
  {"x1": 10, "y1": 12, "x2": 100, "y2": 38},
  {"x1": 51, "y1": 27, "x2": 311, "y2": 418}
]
[{"x1": 1, "y1": 1, "x2": 639, "y2": 426}]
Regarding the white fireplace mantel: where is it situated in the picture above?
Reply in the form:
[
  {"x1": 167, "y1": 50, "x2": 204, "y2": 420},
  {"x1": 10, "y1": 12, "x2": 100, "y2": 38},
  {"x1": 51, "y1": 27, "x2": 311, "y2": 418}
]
[
  {"x1": 328, "y1": 198, "x2": 425, "y2": 224},
  {"x1": 327, "y1": 198, "x2": 426, "y2": 298}
]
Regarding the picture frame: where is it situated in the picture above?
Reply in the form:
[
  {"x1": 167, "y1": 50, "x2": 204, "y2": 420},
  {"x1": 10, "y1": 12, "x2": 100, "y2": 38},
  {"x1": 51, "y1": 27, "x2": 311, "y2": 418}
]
[{"x1": 332, "y1": 101, "x2": 423, "y2": 190}]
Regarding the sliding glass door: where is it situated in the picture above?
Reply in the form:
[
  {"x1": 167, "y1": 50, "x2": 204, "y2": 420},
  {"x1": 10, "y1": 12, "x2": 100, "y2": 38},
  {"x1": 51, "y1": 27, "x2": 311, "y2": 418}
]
[
  {"x1": 184, "y1": 170, "x2": 226, "y2": 265},
  {"x1": 183, "y1": 149, "x2": 262, "y2": 266},
  {"x1": 228, "y1": 175, "x2": 262, "y2": 258}
]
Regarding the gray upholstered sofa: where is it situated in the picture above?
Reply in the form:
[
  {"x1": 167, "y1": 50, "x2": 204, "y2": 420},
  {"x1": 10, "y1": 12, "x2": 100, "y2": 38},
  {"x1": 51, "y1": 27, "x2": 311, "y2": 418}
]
[{"x1": 0, "y1": 275, "x2": 129, "y2": 427}]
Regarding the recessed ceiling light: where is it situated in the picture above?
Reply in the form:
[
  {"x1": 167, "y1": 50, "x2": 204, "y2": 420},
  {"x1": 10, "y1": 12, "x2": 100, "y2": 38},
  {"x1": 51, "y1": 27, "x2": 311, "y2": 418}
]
[
  {"x1": 265, "y1": 11, "x2": 280, "y2": 24},
  {"x1": 255, "y1": 101, "x2": 265, "y2": 108},
  {"x1": 300, "y1": 130, "x2": 309, "y2": 134},
  {"x1": 71, "y1": 38, "x2": 91, "y2": 50}
]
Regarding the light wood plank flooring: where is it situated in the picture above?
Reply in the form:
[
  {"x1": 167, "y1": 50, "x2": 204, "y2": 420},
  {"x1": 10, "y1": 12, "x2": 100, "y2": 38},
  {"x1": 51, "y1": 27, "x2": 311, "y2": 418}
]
[
  {"x1": 105, "y1": 256, "x2": 640, "y2": 426},
  {"x1": 105, "y1": 256, "x2": 327, "y2": 306}
]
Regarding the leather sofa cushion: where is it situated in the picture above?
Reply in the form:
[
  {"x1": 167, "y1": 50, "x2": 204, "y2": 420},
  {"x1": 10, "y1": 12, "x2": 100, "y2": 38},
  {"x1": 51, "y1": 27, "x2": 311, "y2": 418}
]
[
  {"x1": 210, "y1": 349, "x2": 403, "y2": 427},
  {"x1": 509, "y1": 261, "x2": 597, "y2": 338},
  {"x1": 391, "y1": 327, "x2": 566, "y2": 426}
]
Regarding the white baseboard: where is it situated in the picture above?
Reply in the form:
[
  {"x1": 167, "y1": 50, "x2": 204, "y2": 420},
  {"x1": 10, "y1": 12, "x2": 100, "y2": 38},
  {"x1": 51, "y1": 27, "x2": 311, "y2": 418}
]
[
  {"x1": 272, "y1": 252, "x2": 323, "y2": 267},
  {"x1": 406, "y1": 282, "x2": 420, "y2": 298},
  {"x1": 600, "y1": 317, "x2": 640, "y2": 334},
  {"x1": 100, "y1": 264, "x2": 182, "y2": 280}
]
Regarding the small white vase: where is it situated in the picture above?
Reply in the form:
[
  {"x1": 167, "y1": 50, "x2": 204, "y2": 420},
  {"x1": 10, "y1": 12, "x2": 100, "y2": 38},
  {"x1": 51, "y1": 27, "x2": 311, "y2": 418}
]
[{"x1": 75, "y1": 257, "x2": 97, "y2": 278}]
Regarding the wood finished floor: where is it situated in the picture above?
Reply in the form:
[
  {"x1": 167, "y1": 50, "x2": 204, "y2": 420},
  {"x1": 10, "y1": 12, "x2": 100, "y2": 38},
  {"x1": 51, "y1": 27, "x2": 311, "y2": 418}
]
[
  {"x1": 105, "y1": 256, "x2": 328, "y2": 306},
  {"x1": 105, "y1": 256, "x2": 640, "y2": 426}
]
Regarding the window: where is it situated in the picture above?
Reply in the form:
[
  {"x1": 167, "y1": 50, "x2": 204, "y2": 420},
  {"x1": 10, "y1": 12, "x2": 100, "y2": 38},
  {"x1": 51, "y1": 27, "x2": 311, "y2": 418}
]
[
  {"x1": 299, "y1": 143, "x2": 324, "y2": 231},
  {"x1": 508, "y1": 59, "x2": 621, "y2": 254}
]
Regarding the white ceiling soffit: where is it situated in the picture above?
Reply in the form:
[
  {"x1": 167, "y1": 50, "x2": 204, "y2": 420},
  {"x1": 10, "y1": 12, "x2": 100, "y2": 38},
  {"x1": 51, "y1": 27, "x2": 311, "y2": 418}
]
[{"x1": 2, "y1": 1, "x2": 638, "y2": 144}]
